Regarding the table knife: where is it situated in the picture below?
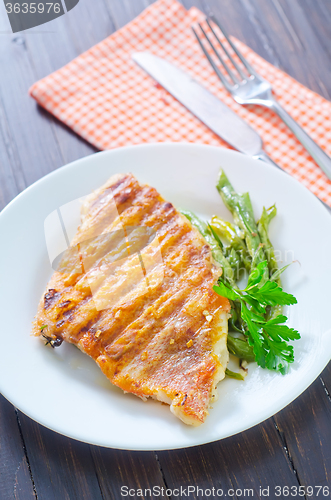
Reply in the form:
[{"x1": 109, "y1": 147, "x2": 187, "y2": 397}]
[{"x1": 132, "y1": 52, "x2": 278, "y2": 169}]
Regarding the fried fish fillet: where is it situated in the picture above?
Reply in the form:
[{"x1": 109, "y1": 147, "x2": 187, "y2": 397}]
[{"x1": 33, "y1": 173, "x2": 230, "y2": 426}]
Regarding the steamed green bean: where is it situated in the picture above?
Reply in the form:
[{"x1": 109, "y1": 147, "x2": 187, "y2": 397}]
[
  {"x1": 181, "y1": 210, "x2": 236, "y2": 286},
  {"x1": 216, "y1": 170, "x2": 268, "y2": 282}
]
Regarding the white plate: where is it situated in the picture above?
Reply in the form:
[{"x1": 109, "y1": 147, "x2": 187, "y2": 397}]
[{"x1": 0, "y1": 143, "x2": 330, "y2": 451}]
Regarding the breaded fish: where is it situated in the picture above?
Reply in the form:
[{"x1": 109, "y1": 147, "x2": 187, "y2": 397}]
[{"x1": 33, "y1": 173, "x2": 230, "y2": 426}]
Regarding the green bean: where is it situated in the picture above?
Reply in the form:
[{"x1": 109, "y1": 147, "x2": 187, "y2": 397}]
[
  {"x1": 225, "y1": 368, "x2": 244, "y2": 380},
  {"x1": 208, "y1": 222, "x2": 241, "y2": 281},
  {"x1": 211, "y1": 216, "x2": 243, "y2": 242},
  {"x1": 216, "y1": 170, "x2": 268, "y2": 282},
  {"x1": 211, "y1": 216, "x2": 251, "y2": 272},
  {"x1": 181, "y1": 210, "x2": 235, "y2": 286},
  {"x1": 229, "y1": 300, "x2": 245, "y2": 333},
  {"x1": 257, "y1": 205, "x2": 278, "y2": 278},
  {"x1": 257, "y1": 205, "x2": 283, "y2": 320},
  {"x1": 227, "y1": 247, "x2": 241, "y2": 272},
  {"x1": 239, "y1": 192, "x2": 266, "y2": 271},
  {"x1": 216, "y1": 171, "x2": 258, "y2": 249},
  {"x1": 227, "y1": 335, "x2": 256, "y2": 362}
]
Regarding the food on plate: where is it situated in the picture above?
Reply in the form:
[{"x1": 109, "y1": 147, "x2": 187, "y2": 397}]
[
  {"x1": 33, "y1": 169, "x2": 300, "y2": 425},
  {"x1": 33, "y1": 173, "x2": 231, "y2": 426}
]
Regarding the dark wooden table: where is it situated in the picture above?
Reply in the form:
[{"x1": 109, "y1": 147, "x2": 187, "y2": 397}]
[{"x1": 0, "y1": 0, "x2": 330, "y2": 498}]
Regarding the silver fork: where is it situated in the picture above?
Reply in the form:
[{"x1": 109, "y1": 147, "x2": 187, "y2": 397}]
[{"x1": 192, "y1": 16, "x2": 331, "y2": 181}]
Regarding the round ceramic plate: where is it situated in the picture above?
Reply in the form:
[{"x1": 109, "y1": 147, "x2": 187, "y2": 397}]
[{"x1": 0, "y1": 143, "x2": 330, "y2": 451}]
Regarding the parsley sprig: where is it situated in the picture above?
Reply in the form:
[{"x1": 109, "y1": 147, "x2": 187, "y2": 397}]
[{"x1": 214, "y1": 261, "x2": 300, "y2": 374}]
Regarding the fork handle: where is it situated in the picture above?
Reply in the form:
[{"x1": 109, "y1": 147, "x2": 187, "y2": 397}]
[{"x1": 267, "y1": 100, "x2": 331, "y2": 181}]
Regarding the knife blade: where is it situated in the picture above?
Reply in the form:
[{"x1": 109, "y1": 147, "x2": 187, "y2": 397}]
[{"x1": 132, "y1": 52, "x2": 274, "y2": 164}]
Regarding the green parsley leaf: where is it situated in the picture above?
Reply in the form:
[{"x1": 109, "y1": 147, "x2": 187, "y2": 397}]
[
  {"x1": 248, "y1": 280, "x2": 297, "y2": 306},
  {"x1": 263, "y1": 324, "x2": 300, "y2": 342},
  {"x1": 213, "y1": 283, "x2": 239, "y2": 301},
  {"x1": 246, "y1": 260, "x2": 268, "y2": 289},
  {"x1": 213, "y1": 259, "x2": 300, "y2": 374},
  {"x1": 264, "y1": 314, "x2": 288, "y2": 325},
  {"x1": 243, "y1": 293, "x2": 266, "y2": 314}
]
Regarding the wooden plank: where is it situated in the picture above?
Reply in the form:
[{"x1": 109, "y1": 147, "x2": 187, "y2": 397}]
[
  {"x1": 299, "y1": 0, "x2": 331, "y2": 66},
  {"x1": 202, "y1": 0, "x2": 331, "y2": 98},
  {"x1": 275, "y1": 0, "x2": 331, "y2": 98},
  {"x1": 200, "y1": 0, "x2": 283, "y2": 65},
  {"x1": 91, "y1": 447, "x2": 167, "y2": 499},
  {"x1": 181, "y1": 0, "x2": 204, "y2": 11},
  {"x1": 0, "y1": 100, "x2": 26, "y2": 210},
  {"x1": 274, "y1": 369, "x2": 331, "y2": 488},
  {"x1": 122, "y1": 0, "x2": 158, "y2": 19},
  {"x1": 246, "y1": 0, "x2": 331, "y2": 98},
  {"x1": 17, "y1": 412, "x2": 104, "y2": 500},
  {"x1": 0, "y1": 395, "x2": 35, "y2": 500},
  {"x1": 103, "y1": 0, "x2": 155, "y2": 30},
  {"x1": 158, "y1": 419, "x2": 300, "y2": 498},
  {"x1": 0, "y1": 33, "x2": 64, "y2": 189},
  {"x1": 58, "y1": 0, "x2": 116, "y2": 55},
  {"x1": 22, "y1": 0, "x2": 113, "y2": 165}
]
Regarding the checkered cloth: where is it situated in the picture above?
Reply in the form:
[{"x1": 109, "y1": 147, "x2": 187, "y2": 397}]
[{"x1": 29, "y1": 0, "x2": 331, "y2": 206}]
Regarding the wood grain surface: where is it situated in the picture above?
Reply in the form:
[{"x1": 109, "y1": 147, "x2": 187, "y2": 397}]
[{"x1": 0, "y1": 0, "x2": 330, "y2": 498}]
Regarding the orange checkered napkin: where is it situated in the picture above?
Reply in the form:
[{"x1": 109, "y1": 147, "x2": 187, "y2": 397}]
[{"x1": 29, "y1": 0, "x2": 331, "y2": 206}]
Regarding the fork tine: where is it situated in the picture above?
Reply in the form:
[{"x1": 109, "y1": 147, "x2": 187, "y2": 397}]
[
  {"x1": 191, "y1": 26, "x2": 233, "y2": 92},
  {"x1": 198, "y1": 23, "x2": 240, "y2": 85},
  {"x1": 209, "y1": 15, "x2": 259, "y2": 78},
  {"x1": 205, "y1": 18, "x2": 246, "y2": 81}
]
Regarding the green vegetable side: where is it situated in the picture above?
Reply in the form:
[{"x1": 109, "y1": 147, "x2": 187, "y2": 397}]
[{"x1": 182, "y1": 169, "x2": 300, "y2": 377}]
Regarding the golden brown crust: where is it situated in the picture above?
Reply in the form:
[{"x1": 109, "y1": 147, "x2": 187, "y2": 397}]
[{"x1": 33, "y1": 173, "x2": 230, "y2": 425}]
